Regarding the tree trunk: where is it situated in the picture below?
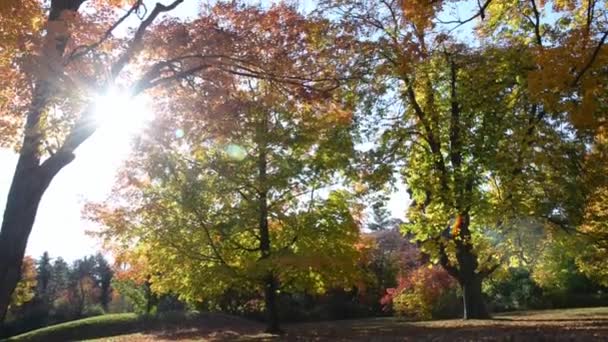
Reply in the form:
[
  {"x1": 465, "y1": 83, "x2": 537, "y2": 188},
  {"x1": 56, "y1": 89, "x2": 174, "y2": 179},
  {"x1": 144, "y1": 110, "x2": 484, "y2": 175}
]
[
  {"x1": 0, "y1": 187, "x2": 44, "y2": 321},
  {"x1": 263, "y1": 274, "x2": 281, "y2": 334},
  {"x1": 454, "y1": 215, "x2": 490, "y2": 320},
  {"x1": 461, "y1": 275, "x2": 489, "y2": 319},
  {"x1": 256, "y1": 114, "x2": 282, "y2": 334},
  {"x1": 438, "y1": 212, "x2": 492, "y2": 320},
  {"x1": 0, "y1": 109, "x2": 77, "y2": 321},
  {"x1": 0, "y1": 132, "x2": 54, "y2": 321}
]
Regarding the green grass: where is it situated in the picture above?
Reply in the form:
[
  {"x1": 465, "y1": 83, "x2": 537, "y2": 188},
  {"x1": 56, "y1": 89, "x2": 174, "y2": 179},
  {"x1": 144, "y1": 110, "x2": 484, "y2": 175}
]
[
  {"x1": 2, "y1": 313, "x2": 142, "y2": 342},
  {"x1": 2, "y1": 311, "x2": 259, "y2": 342}
]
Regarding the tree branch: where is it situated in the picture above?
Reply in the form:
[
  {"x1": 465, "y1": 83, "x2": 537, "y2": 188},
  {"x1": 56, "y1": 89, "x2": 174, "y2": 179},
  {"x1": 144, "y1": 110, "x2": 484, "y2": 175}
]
[
  {"x1": 67, "y1": 0, "x2": 145, "y2": 63},
  {"x1": 572, "y1": 30, "x2": 608, "y2": 87},
  {"x1": 111, "y1": 0, "x2": 186, "y2": 78},
  {"x1": 437, "y1": 0, "x2": 492, "y2": 31},
  {"x1": 529, "y1": 0, "x2": 543, "y2": 47}
]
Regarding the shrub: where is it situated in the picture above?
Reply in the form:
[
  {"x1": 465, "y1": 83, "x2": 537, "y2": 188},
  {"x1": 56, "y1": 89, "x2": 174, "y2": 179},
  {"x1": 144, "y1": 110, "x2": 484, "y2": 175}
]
[
  {"x1": 111, "y1": 279, "x2": 149, "y2": 314},
  {"x1": 485, "y1": 268, "x2": 544, "y2": 312},
  {"x1": 157, "y1": 295, "x2": 187, "y2": 313},
  {"x1": 383, "y1": 265, "x2": 457, "y2": 320},
  {"x1": 431, "y1": 287, "x2": 462, "y2": 319},
  {"x1": 82, "y1": 304, "x2": 105, "y2": 317}
]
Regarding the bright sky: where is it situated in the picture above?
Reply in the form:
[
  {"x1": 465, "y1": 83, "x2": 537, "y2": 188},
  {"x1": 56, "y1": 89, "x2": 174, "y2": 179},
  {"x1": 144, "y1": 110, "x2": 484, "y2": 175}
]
[
  {"x1": 0, "y1": 138, "x2": 123, "y2": 261},
  {"x1": 0, "y1": 0, "x2": 413, "y2": 261},
  {"x1": 0, "y1": 90, "x2": 154, "y2": 261}
]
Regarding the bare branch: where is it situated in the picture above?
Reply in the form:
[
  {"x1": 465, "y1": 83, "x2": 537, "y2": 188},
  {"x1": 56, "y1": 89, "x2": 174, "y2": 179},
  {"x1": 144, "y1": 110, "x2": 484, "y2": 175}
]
[
  {"x1": 111, "y1": 0, "x2": 186, "y2": 78},
  {"x1": 572, "y1": 30, "x2": 608, "y2": 87},
  {"x1": 67, "y1": 0, "x2": 144, "y2": 63},
  {"x1": 437, "y1": 0, "x2": 492, "y2": 31},
  {"x1": 529, "y1": 0, "x2": 543, "y2": 47}
]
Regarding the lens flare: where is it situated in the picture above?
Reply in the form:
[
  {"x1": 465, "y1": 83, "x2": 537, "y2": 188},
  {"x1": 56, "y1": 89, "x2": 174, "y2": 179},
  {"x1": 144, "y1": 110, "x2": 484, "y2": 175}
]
[{"x1": 225, "y1": 144, "x2": 247, "y2": 161}]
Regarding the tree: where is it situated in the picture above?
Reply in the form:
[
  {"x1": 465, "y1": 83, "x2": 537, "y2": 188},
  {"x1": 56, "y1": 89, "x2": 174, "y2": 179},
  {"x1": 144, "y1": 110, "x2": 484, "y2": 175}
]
[
  {"x1": 569, "y1": 127, "x2": 608, "y2": 285},
  {"x1": 388, "y1": 265, "x2": 457, "y2": 320},
  {"x1": 35, "y1": 252, "x2": 53, "y2": 304},
  {"x1": 476, "y1": 0, "x2": 608, "y2": 291},
  {"x1": 367, "y1": 196, "x2": 402, "y2": 231},
  {"x1": 93, "y1": 253, "x2": 113, "y2": 312},
  {"x1": 0, "y1": 0, "x2": 345, "y2": 320},
  {"x1": 110, "y1": 278, "x2": 149, "y2": 314},
  {"x1": 367, "y1": 196, "x2": 391, "y2": 231},
  {"x1": 322, "y1": 0, "x2": 590, "y2": 319},
  {"x1": 49, "y1": 257, "x2": 70, "y2": 306},
  {"x1": 478, "y1": 0, "x2": 608, "y2": 130},
  {"x1": 363, "y1": 229, "x2": 420, "y2": 314},
  {"x1": 89, "y1": 106, "x2": 362, "y2": 332},
  {"x1": 68, "y1": 256, "x2": 98, "y2": 316},
  {"x1": 9, "y1": 257, "x2": 37, "y2": 311},
  {"x1": 88, "y1": 39, "x2": 361, "y2": 332},
  {"x1": 395, "y1": 48, "x2": 580, "y2": 319}
]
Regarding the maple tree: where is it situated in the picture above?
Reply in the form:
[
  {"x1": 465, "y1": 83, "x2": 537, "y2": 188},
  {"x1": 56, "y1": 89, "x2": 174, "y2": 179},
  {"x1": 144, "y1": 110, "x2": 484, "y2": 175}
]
[
  {"x1": 321, "y1": 0, "x2": 591, "y2": 319},
  {"x1": 387, "y1": 265, "x2": 456, "y2": 320},
  {"x1": 0, "y1": 0, "x2": 189, "y2": 321},
  {"x1": 83, "y1": 3, "x2": 362, "y2": 332},
  {"x1": 0, "y1": 0, "x2": 347, "y2": 321},
  {"x1": 87, "y1": 74, "x2": 362, "y2": 332}
]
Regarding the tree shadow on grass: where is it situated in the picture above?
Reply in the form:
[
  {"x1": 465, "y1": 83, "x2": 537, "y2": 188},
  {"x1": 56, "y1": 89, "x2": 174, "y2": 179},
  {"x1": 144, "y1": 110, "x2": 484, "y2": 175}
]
[
  {"x1": 89, "y1": 312, "x2": 608, "y2": 341},
  {"x1": 494, "y1": 317, "x2": 608, "y2": 322}
]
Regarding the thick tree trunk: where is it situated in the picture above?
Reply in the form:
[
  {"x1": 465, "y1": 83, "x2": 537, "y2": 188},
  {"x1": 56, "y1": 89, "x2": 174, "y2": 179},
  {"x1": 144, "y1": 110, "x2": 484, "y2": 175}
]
[
  {"x1": 0, "y1": 87, "x2": 54, "y2": 321},
  {"x1": 0, "y1": 147, "x2": 69, "y2": 321},
  {"x1": 0, "y1": 120, "x2": 80, "y2": 323},
  {"x1": 0, "y1": 91, "x2": 77, "y2": 321},
  {"x1": 461, "y1": 275, "x2": 489, "y2": 319},
  {"x1": 454, "y1": 215, "x2": 490, "y2": 320},
  {"x1": 438, "y1": 212, "x2": 492, "y2": 320},
  {"x1": 0, "y1": 171, "x2": 46, "y2": 321}
]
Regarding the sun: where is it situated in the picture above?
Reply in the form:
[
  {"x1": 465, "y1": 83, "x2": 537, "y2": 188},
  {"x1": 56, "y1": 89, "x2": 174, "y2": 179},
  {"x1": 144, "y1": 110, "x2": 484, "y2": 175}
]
[
  {"x1": 85, "y1": 87, "x2": 154, "y2": 169},
  {"x1": 93, "y1": 87, "x2": 152, "y2": 136}
]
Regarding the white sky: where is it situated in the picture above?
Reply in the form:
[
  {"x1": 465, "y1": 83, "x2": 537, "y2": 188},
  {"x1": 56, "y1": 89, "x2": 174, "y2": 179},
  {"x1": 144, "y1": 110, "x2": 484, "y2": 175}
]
[
  {"x1": 0, "y1": 0, "x2": 417, "y2": 262},
  {"x1": 0, "y1": 134, "x2": 127, "y2": 261}
]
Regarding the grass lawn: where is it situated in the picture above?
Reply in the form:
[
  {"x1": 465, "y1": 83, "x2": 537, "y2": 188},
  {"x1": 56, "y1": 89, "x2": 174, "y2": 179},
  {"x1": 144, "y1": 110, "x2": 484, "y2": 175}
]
[
  {"x1": 5, "y1": 307, "x2": 608, "y2": 341},
  {"x1": 1, "y1": 313, "x2": 141, "y2": 342}
]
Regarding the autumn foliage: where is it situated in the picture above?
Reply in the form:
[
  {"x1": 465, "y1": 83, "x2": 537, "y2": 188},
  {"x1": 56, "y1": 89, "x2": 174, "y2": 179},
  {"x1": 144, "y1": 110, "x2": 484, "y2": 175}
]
[
  {"x1": 10, "y1": 257, "x2": 37, "y2": 310},
  {"x1": 1, "y1": 0, "x2": 608, "y2": 334},
  {"x1": 383, "y1": 266, "x2": 457, "y2": 320}
]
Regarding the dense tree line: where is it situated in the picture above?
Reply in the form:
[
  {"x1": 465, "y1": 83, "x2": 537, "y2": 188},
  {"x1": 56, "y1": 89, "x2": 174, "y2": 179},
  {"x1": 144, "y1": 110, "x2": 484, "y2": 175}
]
[{"x1": 2, "y1": 252, "x2": 114, "y2": 336}]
